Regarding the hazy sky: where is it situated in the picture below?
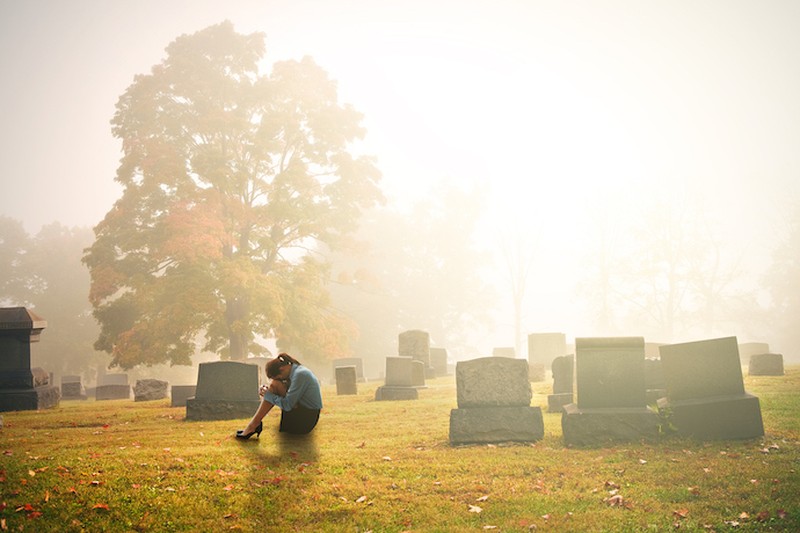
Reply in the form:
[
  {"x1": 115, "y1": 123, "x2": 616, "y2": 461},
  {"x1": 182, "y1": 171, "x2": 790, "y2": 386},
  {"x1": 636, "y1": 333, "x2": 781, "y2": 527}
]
[{"x1": 2, "y1": 1, "x2": 799, "y2": 348}]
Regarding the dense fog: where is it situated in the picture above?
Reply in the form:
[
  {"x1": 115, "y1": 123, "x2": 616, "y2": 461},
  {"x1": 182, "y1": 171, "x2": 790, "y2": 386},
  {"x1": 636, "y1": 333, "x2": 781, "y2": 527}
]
[{"x1": 1, "y1": 1, "x2": 798, "y2": 378}]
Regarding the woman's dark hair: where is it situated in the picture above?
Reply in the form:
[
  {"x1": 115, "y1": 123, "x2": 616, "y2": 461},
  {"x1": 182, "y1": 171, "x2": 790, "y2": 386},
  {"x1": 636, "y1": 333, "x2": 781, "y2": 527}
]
[{"x1": 266, "y1": 353, "x2": 300, "y2": 379}]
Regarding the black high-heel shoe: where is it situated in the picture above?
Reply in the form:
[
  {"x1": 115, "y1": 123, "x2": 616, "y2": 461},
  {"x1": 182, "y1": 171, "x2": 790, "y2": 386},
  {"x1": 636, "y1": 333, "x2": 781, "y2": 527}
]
[{"x1": 235, "y1": 421, "x2": 262, "y2": 440}]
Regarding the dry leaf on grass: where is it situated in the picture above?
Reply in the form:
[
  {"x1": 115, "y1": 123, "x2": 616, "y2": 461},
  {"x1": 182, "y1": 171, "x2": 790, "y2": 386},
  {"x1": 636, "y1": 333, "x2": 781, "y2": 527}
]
[{"x1": 468, "y1": 505, "x2": 483, "y2": 513}]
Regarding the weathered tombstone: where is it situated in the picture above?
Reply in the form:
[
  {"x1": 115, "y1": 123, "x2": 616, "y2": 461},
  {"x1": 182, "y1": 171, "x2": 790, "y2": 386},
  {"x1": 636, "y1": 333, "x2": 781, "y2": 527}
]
[
  {"x1": 644, "y1": 358, "x2": 667, "y2": 404},
  {"x1": 332, "y1": 357, "x2": 365, "y2": 382},
  {"x1": 375, "y1": 356, "x2": 419, "y2": 401},
  {"x1": 528, "y1": 332, "x2": 566, "y2": 382},
  {"x1": 134, "y1": 379, "x2": 169, "y2": 401},
  {"x1": 335, "y1": 365, "x2": 358, "y2": 395},
  {"x1": 547, "y1": 355, "x2": 574, "y2": 412},
  {"x1": 748, "y1": 353, "x2": 784, "y2": 376},
  {"x1": 561, "y1": 337, "x2": 660, "y2": 446},
  {"x1": 398, "y1": 330, "x2": 430, "y2": 366},
  {"x1": 61, "y1": 375, "x2": 87, "y2": 400},
  {"x1": 185, "y1": 361, "x2": 261, "y2": 420},
  {"x1": 95, "y1": 373, "x2": 131, "y2": 400},
  {"x1": 398, "y1": 329, "x2": 435, "y2": 377},
  {"x1": 171, "y1": 385, "x2": 197, "y2": 407},
  {"x1": 0, "y1": 308, "x2": 59, "y2": 412},
  {"x1": 658, "y1": 337, "x2": 763, "y2": 440},
  {"x1": 450, "y1": 357, "x2": 543, "y2": 444},
  {"x1": 429, "y1": 347, "x2": 449, "y2": 377},
  {"x1": 492, "y1": 346, "x2": 516, "y2": 358}
]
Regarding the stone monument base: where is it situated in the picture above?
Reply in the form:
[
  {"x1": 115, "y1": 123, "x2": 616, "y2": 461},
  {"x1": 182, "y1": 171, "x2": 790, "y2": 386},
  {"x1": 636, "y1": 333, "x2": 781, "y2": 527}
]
[
  {"x1": 374, "y1": 386, "x2": 418, "y2": 401},
  {"x1": 449, "y1": 406, "x2": 544, "y2": 444},
  {"x1": 0, "y1": 386, "x2": 60, "y2": 412},
  {"x1": 547, "y1": 392, "x2": 573, "y2": 413},
  {"x1": 95, "y1": 384, "x2": 131, "y2": 400},
  {"x1": 561, "y1": 404, "x2": 661, "y2": 447},
  {"x1": 657, "y1": 393, "x2": 764, "y2": 440},
  {"x1": 185, "y1": 398, "x2": 261, "y2": 421}
]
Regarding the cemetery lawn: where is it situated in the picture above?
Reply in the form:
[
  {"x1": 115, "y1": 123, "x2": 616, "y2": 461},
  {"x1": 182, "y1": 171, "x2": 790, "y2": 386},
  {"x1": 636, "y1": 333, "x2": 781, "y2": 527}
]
[{"x1": 1, "y1": 367, "x2": 798, "y2": 532}]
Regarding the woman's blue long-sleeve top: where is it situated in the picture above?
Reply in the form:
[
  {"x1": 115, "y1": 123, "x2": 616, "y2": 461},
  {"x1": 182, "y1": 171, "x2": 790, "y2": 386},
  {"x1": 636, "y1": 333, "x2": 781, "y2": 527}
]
[{"x1": 261, "y1": 364, "x2": 323, "y2": 411}]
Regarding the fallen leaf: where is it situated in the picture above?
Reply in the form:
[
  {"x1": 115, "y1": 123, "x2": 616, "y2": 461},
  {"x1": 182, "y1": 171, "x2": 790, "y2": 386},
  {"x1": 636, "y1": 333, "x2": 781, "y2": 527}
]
[
  {"x1": 468, "y1": 505, "x2": 483, "y2": 513},
  {"x1": 777, "y1": 509, "x2": 787, "y2": 519},
  {"x1": 756, "y1": 511, "x2": 770, "y2": 522},
  {"x1": 723, "y1": 520, "x2": 740, "y2": 527},
  {"x1": 688, "y1": 486, "x2": 700, "y2": 495},
  {"x1": 356, "y1": 442, "x2": 365, "y2": 448},
  {"x1": 92, "y1": 503, "x2": 109, "y2": 510},
  {"x1": 223, "y1": 485, "x2": 234, "y2": 491},
  {"x1": 541, "y1": 514, "x2": 551, "y2": 520},
  {"x1": 673, "y1": 508, "x2": 689, "y2": 519},
  {"x1": 738, "y1": 512, "x2": 749, "y2": 520},
  {"x1": 639, "y1": 459, "x2": 647, "y2": 465},
  {"x1": 605, "y1": 494, "x2": 625, "y2": 507},
  {"x1": 356, "y1": 496, "x2": 367, "y2": 503},
  {"x1": 483, "y1": 526, "x2": 498, "y2": 530},
  {"x1": 382, "y1": 456, "x2": 392, "y2": 461},
  {"x1": 476, "y1": 495, "x2": 489, "y2": 502}
]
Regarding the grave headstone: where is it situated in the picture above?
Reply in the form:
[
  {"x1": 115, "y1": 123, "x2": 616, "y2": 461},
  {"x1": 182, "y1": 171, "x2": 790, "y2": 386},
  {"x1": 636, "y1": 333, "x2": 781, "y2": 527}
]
[
  {"x1": 0, "y1": 308, "x2": 59, "y2": 411},
  {"x1": 61, "y1": 375, "x2": 87, "y2": 400},
  {"x1": 375, "y1": 356, "x2": 419, "y2": 401},
  {"x1": 492, "y1": 346, "x2": 516, "y2": 358},
  {"x1": 562, "y1": 337, "x2": 660, "y2": 446},
  {"x1": 134, "y1": 379, "x2": 169, "y2": 401},
  {"x1": 658, "y1": 337, "x2": 763, "y2": 440},
  {"x1": 748, "y1": 353, "x2": 784, "y2": 376},
  {"x1": 449, "y1": 357, "x2": 544, "y2": 444},
  {"x1": 399, "y1": 329, "x2": 435, "y2": 377},
  {"x1": 429, "y1": 347, "x2": 449, "y2": 377},
  {"x1": 186, "y1": 361, "x2": 261, "y2": 420},
  {"x1": 96, "y1": 373, "x2": 131, "y2": 400},
  {"x1": 335, "y1": 365, "x2": 358, "y2": 395},
  {"x1": 170, "y1": 385, "x2": 197, "y2": 407},
  {"x1": 332, "y1": 357, "x2": 365, "y2": 382},
  {"x1": 528, "y1": 332, "x2": 566, "y2": 382},
  {"x1": 547, "y1": 355, "x2": 574, "y2": 412}
]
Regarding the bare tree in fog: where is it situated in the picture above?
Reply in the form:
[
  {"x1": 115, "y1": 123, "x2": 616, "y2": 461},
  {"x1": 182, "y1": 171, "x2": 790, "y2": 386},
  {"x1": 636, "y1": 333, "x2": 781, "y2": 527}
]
[
  {"x1": 0, "y1": 217, "x2": 104, "y2": 378},
  {"x1": 581, "y1": 198, "x2": 748, "y2": 342},
  {"x1": 82, "y1": 22, "x2": 382, "y2": 369},
  {"x1": 328, "y1": 180, "x2": 495, "y2": 360}
]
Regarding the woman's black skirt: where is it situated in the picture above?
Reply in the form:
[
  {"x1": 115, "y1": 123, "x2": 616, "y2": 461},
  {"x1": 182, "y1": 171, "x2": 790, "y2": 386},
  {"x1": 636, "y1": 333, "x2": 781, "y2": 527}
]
[{"x1": 279, "y1": 405, "x2": 321, "y2": 435}]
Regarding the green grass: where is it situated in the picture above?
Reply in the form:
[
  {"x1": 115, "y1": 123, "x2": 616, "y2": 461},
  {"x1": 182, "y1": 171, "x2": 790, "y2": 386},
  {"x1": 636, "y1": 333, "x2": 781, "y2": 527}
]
[{"x1": 1, "y1": 367, "x2": 798, "y2": 532}]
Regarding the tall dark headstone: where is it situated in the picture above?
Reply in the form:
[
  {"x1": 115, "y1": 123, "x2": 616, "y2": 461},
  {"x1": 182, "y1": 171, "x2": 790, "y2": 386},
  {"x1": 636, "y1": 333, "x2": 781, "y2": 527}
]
[
  {"x1": 0, "y1": 307, "x2": 59, "y2": 411},
  {"x1": 185, "y1": 361, "x2": 261, "y2": 420},
  {"x1": 562, "y1": 337, "x2": 660, "y2": 446},
  {"x1": 658, "y1": 337, "x2": 763, "y2": 440},
  {"x1": 449, "y1": 357, "x2": 544, "y2": 444}
]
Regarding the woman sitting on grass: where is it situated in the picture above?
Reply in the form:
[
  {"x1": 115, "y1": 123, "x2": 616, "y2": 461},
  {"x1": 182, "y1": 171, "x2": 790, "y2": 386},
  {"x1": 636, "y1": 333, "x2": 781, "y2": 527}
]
[{"x1": 236, "y1": 353, "x2": 323, "y2": 439}]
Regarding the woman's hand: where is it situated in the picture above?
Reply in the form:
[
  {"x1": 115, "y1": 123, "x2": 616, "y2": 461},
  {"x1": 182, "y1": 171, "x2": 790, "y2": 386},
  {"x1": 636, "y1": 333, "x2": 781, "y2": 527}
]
[{"x1": 258, "y1": 384, "x2": 268, "y2": 397}]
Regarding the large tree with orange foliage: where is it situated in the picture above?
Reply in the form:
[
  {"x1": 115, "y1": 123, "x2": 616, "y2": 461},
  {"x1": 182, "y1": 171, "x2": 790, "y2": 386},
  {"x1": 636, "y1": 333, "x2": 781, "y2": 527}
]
[{"x1": 83, "y1": 22, "x2": 382, "y2": 368}]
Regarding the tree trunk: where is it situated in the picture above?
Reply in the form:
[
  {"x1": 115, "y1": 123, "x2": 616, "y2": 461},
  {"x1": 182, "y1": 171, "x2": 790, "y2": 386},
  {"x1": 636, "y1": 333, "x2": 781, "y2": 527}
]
[{"x1": 226, "y1": 296, "x2": 249, "y2": 360}]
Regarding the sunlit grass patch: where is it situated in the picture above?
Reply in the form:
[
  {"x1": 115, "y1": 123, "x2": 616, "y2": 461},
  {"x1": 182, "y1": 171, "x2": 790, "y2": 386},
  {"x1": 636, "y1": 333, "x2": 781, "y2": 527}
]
[{"x1": 1, "y1": 367, "x2": 798, "y2": 531}]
